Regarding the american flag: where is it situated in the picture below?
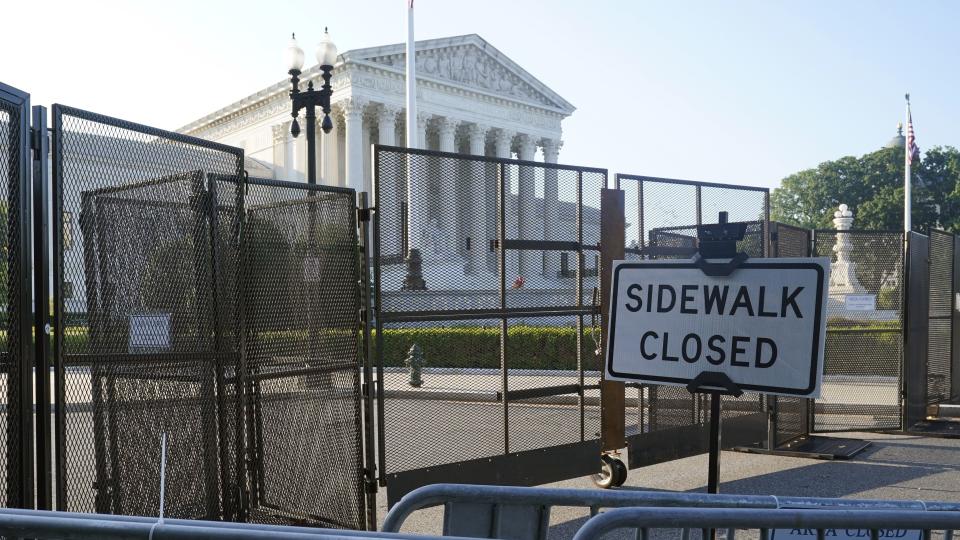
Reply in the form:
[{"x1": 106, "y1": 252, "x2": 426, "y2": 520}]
[{"x1": 907, "y1": 107, "x2": 919, "y2": 165}]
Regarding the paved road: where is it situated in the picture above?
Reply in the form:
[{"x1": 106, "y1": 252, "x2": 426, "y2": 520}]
[{"x1": 377, "y1": 431, "x2": 960, "y2": 538}]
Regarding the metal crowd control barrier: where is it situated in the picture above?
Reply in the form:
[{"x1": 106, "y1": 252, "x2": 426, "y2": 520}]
[
  {"x1": 573, "y1": 507, "x2": 960, "y2": 540},
  {"x1": 382, "y1": 484, "x2": 960, "y2": 540},
  {"x1": 0, "y1": 508, "x2": 478, "y2": 540}
]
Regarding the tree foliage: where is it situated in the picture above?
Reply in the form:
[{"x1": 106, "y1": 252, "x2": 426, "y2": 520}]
[{"x1": 771, "y1": 146, "x2": 960, "y2": 232}]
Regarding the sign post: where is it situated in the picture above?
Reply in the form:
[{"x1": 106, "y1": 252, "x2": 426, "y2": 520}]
[{"x1": 605, "y1": 212, "x2": 829, "y2": 496}]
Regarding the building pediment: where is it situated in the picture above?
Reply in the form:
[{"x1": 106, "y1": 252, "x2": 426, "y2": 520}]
[{"x1": 342, "y1": 34, "x2": 574, "y2": 114}]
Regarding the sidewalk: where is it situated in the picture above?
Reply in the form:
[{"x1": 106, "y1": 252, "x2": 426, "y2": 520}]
[{"x1": 378, "y1": 432, "x2": 960, "y2": 537}]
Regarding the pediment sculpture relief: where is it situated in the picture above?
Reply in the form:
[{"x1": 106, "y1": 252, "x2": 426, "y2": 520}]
[{"x1": 369, "y1": 47, "x2": 555, "y2": 107}]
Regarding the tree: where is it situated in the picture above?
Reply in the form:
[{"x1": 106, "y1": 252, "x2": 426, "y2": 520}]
[{"x1": 771, "y1": 146, "x2": 959, "y2": 232}]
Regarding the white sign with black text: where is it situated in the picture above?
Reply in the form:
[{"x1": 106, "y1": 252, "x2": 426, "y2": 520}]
[
  {"x1": 605, "y1": 258, "x2": 830, "y2": 397},
  {"x1": 770, "y1": 525, "x2": 919, "y2": 540},
  {"x1": 128, "y1": 313, "x2": 172, "y2": 352},
  {"x1": 844, "y1": 294, "x2": 876, "y2": 311}
]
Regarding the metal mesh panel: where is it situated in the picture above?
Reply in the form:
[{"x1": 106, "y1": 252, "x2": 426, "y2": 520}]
[
  {"x1": 769, "y1": 222, "x2": 812, "y2": 446},
  {"x1": 373, "y1": 145, "x2": 606, "y2": 481},
  {"x1": 242, "y1": 179, "x2": 363, "y2": 529},
  {"x1": 0, "y1": 85, "x2": 28, "y2": 509},
  {"x1": 378, "y1": 317, "x2": 506, "y2": 474},
  {"x1": 53, "y1": 105, "x2": 244, "y2": 518},
  {"x1": 928, "y1": 229, "x2": 954, "y2": 405},
  {"x1": 506, "y1": 315, "x2": 598, "y2": 453},
  {"x1": 813, "y1": 231, "x2": 904, "y2": 431},
  {"x1": 376, "y1": 149, "x2": 499, "y2": 311},
  {"x1": 700, "y1": 185, "x2": 767, "y2": 257},
  {"x1": 615, "y1": 174, "x2": 769, "y2": 445}
]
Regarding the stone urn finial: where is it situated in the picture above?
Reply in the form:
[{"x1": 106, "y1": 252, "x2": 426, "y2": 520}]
[{"x1": 833, "y1": 203, "x2": 854, "y2": 231}]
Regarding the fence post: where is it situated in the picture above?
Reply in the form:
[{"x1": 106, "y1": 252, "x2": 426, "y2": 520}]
[
  {"x1": 599, "y1": 188, "x2": 625, "y2": 456},
  {"x1": 358, "y1": 191, "x2": 378, "y2": 531},
  {"x1": 32, "y1": 105, "x2": 53, "y2": 510},
  {"x1": 953, "y1": 234, "x2": 960, "y2": 402},
  {"x1": 904, "y1": 232, "x2": 930, "y2": 428}
]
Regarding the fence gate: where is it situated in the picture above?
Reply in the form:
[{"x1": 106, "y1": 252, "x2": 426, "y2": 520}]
[
  {"x1": 49, "y1": 105, "x2": 368, "y2": 528},
  {"x1": 0, "y1": 82, "x2": 33, "y2": 510},
  {"x1": 52, "y1": 105, "x2": 246, "y2": 518},
  {"x1": 373, "y1": 145, "x2": 606, "y2": 505},
  {"x1": 241, "y1": 177, "x2": 365, "y2": 528},
  {"x1": 768, "y1": 222, "x2": 813, "y2": 446},
  {"x1": 812, "y1": 230, "x2": 905, "y2": 432},
  {"x1": 926, "y1": 229, "x2": 954, "y2": 405},
  {"x1": 615, "y1": 174, "x2": 769, "y2": 462}
]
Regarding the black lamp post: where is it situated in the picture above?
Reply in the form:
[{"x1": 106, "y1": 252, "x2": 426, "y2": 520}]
[{"x1": 284, "y1": 29, "x2": 338, "y2": 184}]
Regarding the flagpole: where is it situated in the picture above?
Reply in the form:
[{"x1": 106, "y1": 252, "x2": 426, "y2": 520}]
[
  {"x1": 405, "y1": 0, "x2": 416, "y2": 148},
  {"x1": 401, "y1": 0, "x2": 427, "y2": 290},
  {"x1": 904, "y1": 93, "x2": 911, "y2": 234}
]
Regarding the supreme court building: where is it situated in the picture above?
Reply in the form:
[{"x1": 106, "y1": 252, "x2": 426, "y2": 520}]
[{"x1": 178, "y1": 34, "x2": 574, "y2": 196}]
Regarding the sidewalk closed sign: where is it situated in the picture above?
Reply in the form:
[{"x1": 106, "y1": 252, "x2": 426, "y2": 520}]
[{"x1": 605, "y1": 258, "x2": 830, "y2": 398}]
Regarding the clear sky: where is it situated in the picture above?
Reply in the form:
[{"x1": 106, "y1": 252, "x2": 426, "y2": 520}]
[{"x1": 3, "y1": 0, "x2": 957, "y2": 190}]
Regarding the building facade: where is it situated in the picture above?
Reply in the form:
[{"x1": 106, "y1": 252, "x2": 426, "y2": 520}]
[{"x1": 178, "y1": 34, "x2": 575, "y2": 196}]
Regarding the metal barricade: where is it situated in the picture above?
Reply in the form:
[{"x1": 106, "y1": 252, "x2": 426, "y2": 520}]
[
  {"x1": 573, "y1": 507, "x2": 960, "y2": 540},
  {"x1": 382, "y1": 484, "x2": 960, "y2": 540},
  {"x1": 0, "y1": 508, "x2": 472, "y2": 540}
]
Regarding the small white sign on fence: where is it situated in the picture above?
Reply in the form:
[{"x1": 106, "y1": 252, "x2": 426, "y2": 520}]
[
  {"x1": 128, "y1": 313, "x2": 171, "y2": 352},
  {"x1": 844, "y1": 294, "x2": 876, "y2": 311}
]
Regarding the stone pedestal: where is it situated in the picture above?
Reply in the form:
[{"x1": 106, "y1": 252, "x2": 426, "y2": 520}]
[{"x1": 829, "y1": 204, "x2": 866, "y2": 295}]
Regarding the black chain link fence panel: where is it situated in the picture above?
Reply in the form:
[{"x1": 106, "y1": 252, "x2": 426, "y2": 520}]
[
  {"x1": 813, "y1": 231, "x2": 904, "y2": 431},
  {"x1": 53, "y1": 105, "x2": 244, "y2": 519},
  {"x1": 616, "y1": 175, "x2": 769, "y2": 438},
  {"x1": 928, "y1": 229, "x2": 954, "y2": 405},
  {"x1": 242, "y1": 179, "x2": 363, "y2": 529},
  {"x1": 0, "y1": 89, "x2": 27, "y2": 509},
  {"x1": 374, "y1": 145, "x2": 605, "y2": 477},
  {"x1": 769, "y1": 222, "x2": 812, "y2": 446}
]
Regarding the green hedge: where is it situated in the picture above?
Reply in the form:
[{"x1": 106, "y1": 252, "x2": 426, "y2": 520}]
[
  {"x1": 29, "y1": 320, "x2": 909, "y2": 377},
  {"x1": 41, "y1": 325, "x2": 595, "y2": 372},
  {"x1": 375, "y1": 325, "x2": 594, "y2": 371}
]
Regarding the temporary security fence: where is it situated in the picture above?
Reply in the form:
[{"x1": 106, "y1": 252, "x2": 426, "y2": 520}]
[
  {"x1": 0, "y1": 82, "x2": 33, "y2": 511},
  {"x1": 3, "y1": 74, "x2": 958, "y2": 529},
  {"x1": 372, "y1": 144, "x2": 606, "y2": 506},
  {"x1": 812, "y1": 230, "x2": 906, "y2": 432},
  {"x1": 49, "y1": 104, "x2": 369, "y2": 529},
  {"x1": 768, "y1": 222, "x2": 813, "y2": 448},
  {"x1": 0, "y1": 78, "x2": 374, "y2": 531},
  {"x1": 613, "y1": 174, "x2": 770, "y2": 471},
  {"x1": 383, "y1": 483, "x2": 960, "y2": 540}
]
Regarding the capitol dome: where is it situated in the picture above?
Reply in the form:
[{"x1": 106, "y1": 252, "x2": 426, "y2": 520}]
[{"x1": 885, "y1": 122, "x2": 906, "y2": 149}]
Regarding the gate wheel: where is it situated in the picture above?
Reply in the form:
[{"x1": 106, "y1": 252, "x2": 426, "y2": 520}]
[{"x1": 593, "y1": 454, "x2": 627, "y2": 489}]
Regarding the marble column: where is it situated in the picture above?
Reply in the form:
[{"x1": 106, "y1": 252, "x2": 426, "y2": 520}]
[
  {"x1": 416, "y1": 112, "x2": 429, "y2": 149},
  {"x1": 362, "y1": 118, "x2": 372, "y2": 195},
  {"x1": 465, "y1": 123, "x2": 490, "y2": 274},
  {"x1": 377, "y1": 105, "x2": 401, "y2": 257},
  {"x1": 343, "y1": 97, "x2": 368, "y2": 196},
  {"x1": 493, "y1": 129, "x2": 515, "y2": 275},
  {"x1": 542, "y1": 139, "x2": 561, "y2": 277},
  {"x1": 494, "y1": 129, "x2": 514, "y2": 159},
  {"x1": 284, "y1": 124, "x2": 297, "y2": 181},
  {"x1": 294, "y1": 117, "x2": 307, "y2": 181},
  {"x1": 437, "y1": 117, "x2": 459, "y2": 256},
  {"x1": 321, "y1": 110, "x2": 339, "y2": 186},
  {"x1": 516, "y1": 134, "x2": 537, "y2": 276},
  {"x1": 271, "y1": 123, "x2": 287, "y2": 181}
]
